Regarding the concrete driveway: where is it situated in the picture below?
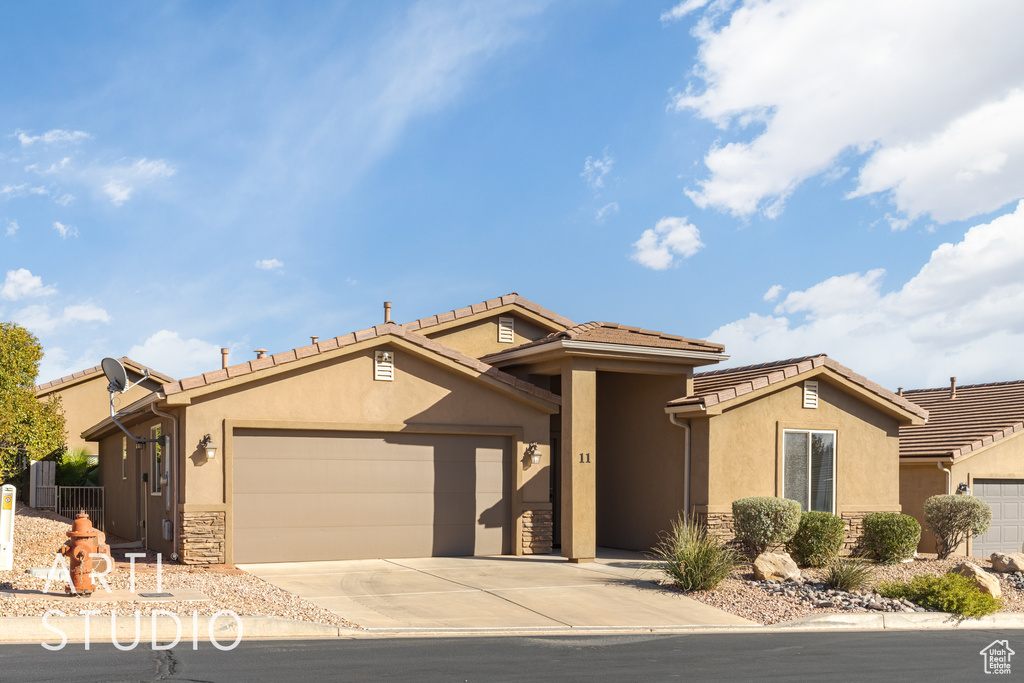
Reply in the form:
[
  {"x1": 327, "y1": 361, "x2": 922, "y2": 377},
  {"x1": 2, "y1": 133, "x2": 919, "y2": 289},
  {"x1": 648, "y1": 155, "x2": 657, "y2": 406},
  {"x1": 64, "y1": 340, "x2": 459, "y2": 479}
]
[{"x1": 239, "y1": 549, "x2": 754, "y2": 630}]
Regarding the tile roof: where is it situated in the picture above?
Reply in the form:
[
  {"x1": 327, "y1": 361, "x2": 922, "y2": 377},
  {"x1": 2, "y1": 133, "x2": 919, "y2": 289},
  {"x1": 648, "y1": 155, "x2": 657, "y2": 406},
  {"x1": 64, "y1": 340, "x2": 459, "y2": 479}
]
[
  {"x1": 160, "y1": 322, "x2": 560, "y2": 406},
  {"x1": 402, "y1": 293, "x2": 575, "y2": 333},
  {"x1": 899, "y1": 381, "x2": 1024, "y2": 459},
  {"x1": 668, "y1": 354, "x2": 927, "y2": 420},
  {"x1": 482, "y1": 321, "x2": 725, "y2": 359},
  {"x1": 35, "y1": 357, "x2": 174, "y2": 394}
]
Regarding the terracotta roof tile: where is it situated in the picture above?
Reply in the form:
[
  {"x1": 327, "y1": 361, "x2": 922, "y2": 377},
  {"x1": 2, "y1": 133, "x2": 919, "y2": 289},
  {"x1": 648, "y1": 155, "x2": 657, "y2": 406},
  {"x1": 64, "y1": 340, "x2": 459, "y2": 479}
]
[
  {"x1": 669, "y1": 354, "x2": 927, "y2": 421},
  {"x1": 899, "y1": 381, "x2": 1024, "y2": 459},
  {"x1": 35, "y1": 357, "x2": 174, "y2": 394},
  {"x1": 483, "y1": 321, "x2": 725, "y2": 358},
  {"x1": 203, "y1": 369, "x2": 228, "y2": 384},
  {"x1": 403, "y1": 292, "x2": 575, "y2": 333},
  {"x1": 180, "y1": 376, "x2": 206, "y2": 391}
]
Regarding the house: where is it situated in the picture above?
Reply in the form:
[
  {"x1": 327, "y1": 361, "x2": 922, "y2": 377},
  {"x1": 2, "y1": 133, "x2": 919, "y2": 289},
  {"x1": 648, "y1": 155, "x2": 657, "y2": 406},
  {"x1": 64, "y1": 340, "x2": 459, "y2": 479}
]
[
  {"x1": 899, "y1": 379, "x2": 1024, "y2": 557},
  {"x1": 35, "y1": 358, "x2": 173, "y2": 455},
  {"x1": 77, "y1": 294, "x2": 924, "y2": 565}
]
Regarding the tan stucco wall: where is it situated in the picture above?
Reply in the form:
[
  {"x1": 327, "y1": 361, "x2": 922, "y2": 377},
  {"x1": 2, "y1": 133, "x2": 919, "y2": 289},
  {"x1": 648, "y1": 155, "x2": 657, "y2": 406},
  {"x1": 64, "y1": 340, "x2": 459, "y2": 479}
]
[
  {"x1": 596, "y1": 371, "x2": 687, "y2": 551},
  {"x1": 174, "y1": 343, "x2": 553, "y2": 562},
  {"x1": 424, "y1": 314, "x2": 553, "y2": 359},
  {"x1": 700, "y1": 379, "x2": 902, "y2": 515},
  {"x1": 41, "y1": 372, "x2": 163, "y2": 454},
  {"x1": 900, "y1": 431, "x2": 1024, "y2": 555}
]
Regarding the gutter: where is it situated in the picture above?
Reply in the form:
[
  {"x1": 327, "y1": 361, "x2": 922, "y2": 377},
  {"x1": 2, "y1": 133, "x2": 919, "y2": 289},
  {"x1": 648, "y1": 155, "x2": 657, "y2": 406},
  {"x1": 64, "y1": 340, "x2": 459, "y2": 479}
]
[
  {"x1": 667, "y1": 414, "x2": 692, "y2": 520},
  {"x1": 148, "y1": 400, "x2": 179, "y2": 561},
  {"x1": 484, "y1": 339, "x2": 729, "y2": 366}
]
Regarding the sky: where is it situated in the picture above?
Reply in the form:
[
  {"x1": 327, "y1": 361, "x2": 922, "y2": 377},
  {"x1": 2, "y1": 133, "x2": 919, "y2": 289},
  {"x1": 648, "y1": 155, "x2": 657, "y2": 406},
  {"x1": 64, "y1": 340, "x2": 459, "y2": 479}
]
[{"x1": 3, "y1": 0, "x2": 1024, "y2": 391}]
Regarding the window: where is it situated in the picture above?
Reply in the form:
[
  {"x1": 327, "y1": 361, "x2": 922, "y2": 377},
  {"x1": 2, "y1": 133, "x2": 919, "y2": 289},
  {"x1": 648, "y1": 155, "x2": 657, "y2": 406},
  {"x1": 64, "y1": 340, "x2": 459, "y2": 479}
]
[
  {"x1": 122, "y1": 436, "x2": 127, "y2": 480},
  {"x1": 150, "y1": 425, "x2": 162, "y2": 495},
  {"x1": 783, "y1": 430, "x2": 835, "y2": 512}
]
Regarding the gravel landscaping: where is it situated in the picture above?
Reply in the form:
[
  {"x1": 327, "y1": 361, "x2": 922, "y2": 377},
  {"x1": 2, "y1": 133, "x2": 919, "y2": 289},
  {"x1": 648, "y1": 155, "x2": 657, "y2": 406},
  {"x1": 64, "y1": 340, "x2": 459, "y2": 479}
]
[
  {"x1": 0, "y1": 504, "x2": 356, "y2": 628},
  {"x1": 683, "y1": 555, "x2": 1024, "y2": 625}
]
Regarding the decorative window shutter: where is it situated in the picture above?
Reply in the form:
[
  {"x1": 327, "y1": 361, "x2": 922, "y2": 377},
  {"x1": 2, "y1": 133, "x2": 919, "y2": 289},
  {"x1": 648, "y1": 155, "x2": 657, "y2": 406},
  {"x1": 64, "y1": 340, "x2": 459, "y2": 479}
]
[
  {"x1": 498, "y1": 317, "x2": 515, "y2": 343},
  {"x1": 803, "y1": 380, "x2": 819, "y2": 409},
  {"x1": 374, "y1": 350, "x2": 394, "y2": 381}
]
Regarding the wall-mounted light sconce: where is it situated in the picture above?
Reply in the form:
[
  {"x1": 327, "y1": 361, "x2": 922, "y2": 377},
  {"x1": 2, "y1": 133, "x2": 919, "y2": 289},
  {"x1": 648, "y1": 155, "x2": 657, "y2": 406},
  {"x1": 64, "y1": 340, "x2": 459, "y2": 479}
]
[
  {"x1": 956, "y1": 482, "x2": 971, "y2": 495},
  {"x1": 199, "y1": 434, "x2": 217, "y2": 460},
  {"x1": 525, "y1": 442, "x2": 541, "y2": 466},
  {"x1": 135, "y1": 441, "x2": 145, "y2": 452}
]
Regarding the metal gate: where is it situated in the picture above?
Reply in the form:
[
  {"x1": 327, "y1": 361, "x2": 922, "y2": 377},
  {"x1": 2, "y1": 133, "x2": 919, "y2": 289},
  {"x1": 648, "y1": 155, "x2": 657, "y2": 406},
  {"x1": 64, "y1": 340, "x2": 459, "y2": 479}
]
[{"x1": 56, "y1": 487, "x2": 105, "y2": 530}]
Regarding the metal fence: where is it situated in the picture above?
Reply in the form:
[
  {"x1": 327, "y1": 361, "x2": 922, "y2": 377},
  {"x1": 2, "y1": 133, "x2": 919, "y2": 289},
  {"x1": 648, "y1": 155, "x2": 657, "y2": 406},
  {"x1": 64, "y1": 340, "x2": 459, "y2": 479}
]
[{"x1": 56, "y1": 486, "x2": 104, "y2": 530}]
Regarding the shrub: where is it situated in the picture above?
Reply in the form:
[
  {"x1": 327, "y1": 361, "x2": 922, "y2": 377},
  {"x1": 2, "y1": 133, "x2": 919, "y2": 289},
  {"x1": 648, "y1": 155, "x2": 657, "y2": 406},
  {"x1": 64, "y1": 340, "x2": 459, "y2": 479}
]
[
  {"x1": 863, "y1": 512, "x2": 920, "y2": 564},
  {"x1": 731, "y1": 497, "x2": 801, "y2": 556},
  {"x1": 876, "y1": 573, "x2": 1000, "y2": 618},
  {"x1": 822, "y1": 556, "x2": 873, "y2": 592},
  {"x1": 55, "y1": 447, "x2": 98, "y2": 487},
  {"x1": 924, "y1": 495, "x2": 992, "y2": 560},
  {"x1": 647, "y1": 515, "x2": 741, "y2": 591},
  {"x1": 786, "y1": 511, "x2": 846, "y2": 567}
]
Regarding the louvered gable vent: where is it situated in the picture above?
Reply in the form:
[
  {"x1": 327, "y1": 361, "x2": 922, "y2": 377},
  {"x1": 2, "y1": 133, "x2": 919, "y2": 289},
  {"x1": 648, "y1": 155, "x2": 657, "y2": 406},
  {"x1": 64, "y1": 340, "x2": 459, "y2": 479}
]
[
  {"x1": 498, "y1": 316, "x2": 515, "y2": 344},
  {"x1": 374, "y1": 350, "x2": 394, "y2": 381},
  {"x1": 803, "y1": 380, "x2": 819, "y2": 409}
]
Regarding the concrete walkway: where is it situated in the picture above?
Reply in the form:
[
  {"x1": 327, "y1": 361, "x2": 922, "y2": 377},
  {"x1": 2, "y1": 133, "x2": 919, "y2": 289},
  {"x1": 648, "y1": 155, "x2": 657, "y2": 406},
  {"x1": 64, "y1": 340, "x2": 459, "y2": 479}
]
[{"x1": 239, "y1": 549, "x2": 755, "y2": 631}]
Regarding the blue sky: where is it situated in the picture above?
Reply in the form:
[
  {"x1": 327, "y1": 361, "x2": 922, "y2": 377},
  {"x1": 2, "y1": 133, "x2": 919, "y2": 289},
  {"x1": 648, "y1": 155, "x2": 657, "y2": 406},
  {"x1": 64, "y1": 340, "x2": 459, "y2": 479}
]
[{"x1": 3, "y1": 0, "x2": 1024, "y2": 390}]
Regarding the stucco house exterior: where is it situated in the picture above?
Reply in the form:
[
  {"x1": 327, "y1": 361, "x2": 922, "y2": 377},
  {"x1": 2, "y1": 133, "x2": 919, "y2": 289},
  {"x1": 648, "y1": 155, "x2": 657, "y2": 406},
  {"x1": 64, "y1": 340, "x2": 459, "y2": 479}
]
[
  {"x1": 73, "y1": 294, "x2": 926, "y2": 565},
  {"x1": 35, "y1": 357, "x2": 172, "y2": 455},
  {"x1": 899, "y1": 379, "x2": 1024, "y2": 557}
]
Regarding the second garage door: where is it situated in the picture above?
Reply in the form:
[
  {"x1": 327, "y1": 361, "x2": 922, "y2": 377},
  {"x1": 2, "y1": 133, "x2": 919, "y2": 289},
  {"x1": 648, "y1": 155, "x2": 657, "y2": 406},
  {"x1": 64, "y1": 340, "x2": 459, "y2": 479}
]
[
  {"x1": 232, "y1": 429, "x2": 510, "y2": 563},
  {"x1": 972, "y1": 478, "x2": 1024, "y2": 557}
]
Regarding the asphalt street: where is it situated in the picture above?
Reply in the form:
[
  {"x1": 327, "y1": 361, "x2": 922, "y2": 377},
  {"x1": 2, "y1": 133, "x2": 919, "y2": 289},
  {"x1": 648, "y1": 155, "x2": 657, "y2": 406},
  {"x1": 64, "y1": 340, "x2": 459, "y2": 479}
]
[{"x1": 0, "y1": 629, "x2": 1014, "y2": 682}]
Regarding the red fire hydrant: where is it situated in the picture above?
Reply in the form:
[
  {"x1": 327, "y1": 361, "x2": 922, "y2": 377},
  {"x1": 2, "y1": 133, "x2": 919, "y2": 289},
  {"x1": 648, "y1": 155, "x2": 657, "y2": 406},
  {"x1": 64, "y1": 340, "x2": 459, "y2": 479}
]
[{"x1": 61, "y1": 512, "x2": 107, "y2": 596}]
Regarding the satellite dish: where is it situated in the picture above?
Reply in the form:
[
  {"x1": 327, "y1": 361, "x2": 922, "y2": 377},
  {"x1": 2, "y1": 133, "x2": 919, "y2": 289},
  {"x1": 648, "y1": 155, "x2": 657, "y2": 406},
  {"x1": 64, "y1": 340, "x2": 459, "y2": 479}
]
[{"x1": 101, "y1": 357, "x2": 128, "y2": 393}]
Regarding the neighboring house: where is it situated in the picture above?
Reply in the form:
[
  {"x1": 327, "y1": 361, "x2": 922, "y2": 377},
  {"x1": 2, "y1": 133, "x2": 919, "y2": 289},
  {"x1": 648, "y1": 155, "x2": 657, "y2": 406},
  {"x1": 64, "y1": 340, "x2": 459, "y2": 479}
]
[
  {"x1": 899, "y1": 379, "x2": 1024, "y2": 557},
  {"x1": 664, "y1": 355, "x2": 927, "y2": 552},
  {"x1": 35, "y1": 358, "x2": 173, "y2": 455},
  {"x1": 77, "y1": 294, "x2": 924, "y2": 565}
]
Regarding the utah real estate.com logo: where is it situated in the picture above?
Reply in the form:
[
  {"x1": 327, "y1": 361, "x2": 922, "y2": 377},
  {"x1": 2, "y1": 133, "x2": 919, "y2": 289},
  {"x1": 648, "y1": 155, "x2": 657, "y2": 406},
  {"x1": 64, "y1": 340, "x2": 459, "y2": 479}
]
[{"x1": 980, "y1": 640, "x2": 1014, "y2": 675}]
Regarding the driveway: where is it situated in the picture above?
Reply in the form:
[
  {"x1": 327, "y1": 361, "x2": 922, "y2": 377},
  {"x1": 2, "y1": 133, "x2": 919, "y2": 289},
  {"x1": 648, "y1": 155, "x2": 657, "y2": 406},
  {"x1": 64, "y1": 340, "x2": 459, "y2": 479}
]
[{"x1": 239, "y1": 549, "x2": 754, "y2": 630}]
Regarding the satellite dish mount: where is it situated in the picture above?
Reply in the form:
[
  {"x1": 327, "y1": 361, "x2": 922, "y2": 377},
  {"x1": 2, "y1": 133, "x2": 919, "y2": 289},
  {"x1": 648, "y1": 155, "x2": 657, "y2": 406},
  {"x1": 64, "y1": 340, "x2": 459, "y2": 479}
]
[{"x1": 101, "y1": 358, "x2": 158, "y2": 444}]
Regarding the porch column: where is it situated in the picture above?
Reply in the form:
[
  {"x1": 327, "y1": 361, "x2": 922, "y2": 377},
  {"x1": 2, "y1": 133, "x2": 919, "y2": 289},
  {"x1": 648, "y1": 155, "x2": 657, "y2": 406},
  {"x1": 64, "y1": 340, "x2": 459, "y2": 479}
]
[{"x1": 561, "y1": 359, "x2": 596, "y2": 562}]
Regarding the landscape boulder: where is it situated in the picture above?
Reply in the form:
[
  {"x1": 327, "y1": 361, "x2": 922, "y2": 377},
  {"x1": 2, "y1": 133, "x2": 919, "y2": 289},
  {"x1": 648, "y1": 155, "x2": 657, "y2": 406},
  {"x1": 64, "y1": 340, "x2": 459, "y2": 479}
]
[
  {"x1": 990, "y1": 552, "x2": 1024, "y2": 573},
  {"x1": 753, "y1": 552, "x2": 801, "y2": 582},
  {"x1": 949, "y1": 561, "x2": 1002, "y2": 599}
]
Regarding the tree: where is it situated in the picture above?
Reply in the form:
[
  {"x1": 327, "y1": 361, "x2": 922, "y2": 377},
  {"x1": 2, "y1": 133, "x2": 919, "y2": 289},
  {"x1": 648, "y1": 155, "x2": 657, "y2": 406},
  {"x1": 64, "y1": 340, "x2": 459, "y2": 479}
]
[{"x1": 0, "y1": 322, "x2": 66, "y2": 461}]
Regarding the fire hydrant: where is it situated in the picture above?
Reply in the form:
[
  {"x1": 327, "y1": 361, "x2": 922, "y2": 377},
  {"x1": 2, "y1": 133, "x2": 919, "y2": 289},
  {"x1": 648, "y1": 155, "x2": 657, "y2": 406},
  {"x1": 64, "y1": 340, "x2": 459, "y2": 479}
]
[{"x1": 61, "y1": 512, "x2": 107, "y2": 596}]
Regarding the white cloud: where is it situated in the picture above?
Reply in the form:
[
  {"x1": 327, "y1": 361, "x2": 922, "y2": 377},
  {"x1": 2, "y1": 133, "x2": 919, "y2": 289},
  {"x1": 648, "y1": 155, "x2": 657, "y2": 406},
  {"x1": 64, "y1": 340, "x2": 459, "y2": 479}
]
[
  {"x1": 52, "y1": 221, "x2": 78, "y2": 238},
  {"x1": 12, "y1": 302, "x2": 110, "y2": 334},
  {"x1": 4, "y1": 219, "x2": 17, "y2": 237},
  {"x1": 675, "y1": 1, "x2": 1024, "y2": 224},
  {"x1": 255, "y1": 258, "x2": 283, "y2": 270},
  {"x1": 128, "y1": 330, "x2": 223, "y2": 380},
  {"x1": 1, "y1": 269, "x2": 57, "y2": 300},
  {"x1": 1, "y1": 183, "x2": 28, "y2": 198},
  {"x1": 16, "y1": 129, "x2": 91, "y2": 146},
  {"x1": 709, "y1": 201, "x2": 1024, "y2": 388},
  {"x1": 762, "y1": 284, "x2": 783, "y2": 302},
  {"x1": 631, "y1": 216, "x2": 704, "y2": 270},
  {"x1": 595, "y1": 201, "x2": 619, "y2": 223},
  {"x1": 103, "y1": 181, "x2": 132, "y2": 205},
  {"x1": 101, "y1": 158, "x2": 176, "y2": 206},
  {"x1": 661, "y1": 0, "x2": 712, "y2": 23},
  {"x1": 581, "y1": 151, "x2": 613, "y2": 190}
]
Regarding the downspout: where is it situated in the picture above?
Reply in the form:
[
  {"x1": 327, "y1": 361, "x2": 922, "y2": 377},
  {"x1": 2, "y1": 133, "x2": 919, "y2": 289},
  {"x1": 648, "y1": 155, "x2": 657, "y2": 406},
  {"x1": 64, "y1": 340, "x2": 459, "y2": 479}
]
[
  {"x1": 148, "y1": 401, "x2": 180, "y2": 561},
  {"x1": 937, "y1": 461, "x2": 951, "y2": 496},
  {"x1": 668, "y1": 414, "x2": 692, "y2": 520}
]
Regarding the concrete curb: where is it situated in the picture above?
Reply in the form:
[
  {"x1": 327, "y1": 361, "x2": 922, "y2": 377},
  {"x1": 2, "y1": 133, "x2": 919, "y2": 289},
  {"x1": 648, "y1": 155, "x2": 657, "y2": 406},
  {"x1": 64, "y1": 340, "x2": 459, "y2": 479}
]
[{"x1": 776, "y1": 612, "x2": 1024, "y2": 630}]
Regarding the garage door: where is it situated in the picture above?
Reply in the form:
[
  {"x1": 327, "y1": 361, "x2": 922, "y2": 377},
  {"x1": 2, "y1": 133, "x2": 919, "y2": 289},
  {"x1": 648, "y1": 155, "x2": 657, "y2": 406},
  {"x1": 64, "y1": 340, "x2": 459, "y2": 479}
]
[
  {"x1": 232, "y1": 429, "x2": 510, "y2": 563},
  {"x1": 972, "y1": 479, "x2": 1024, "y2": 557}
]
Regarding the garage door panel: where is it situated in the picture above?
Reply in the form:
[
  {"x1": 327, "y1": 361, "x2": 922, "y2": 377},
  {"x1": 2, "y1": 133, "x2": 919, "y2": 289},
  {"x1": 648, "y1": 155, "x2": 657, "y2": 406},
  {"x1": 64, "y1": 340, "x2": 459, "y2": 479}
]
[
  {"x1": 232, "y1": 430, "x2": 510, "y2": 562},
  {"x1": 973, "y1": 479, "x2": 1024, "y2": 557}
]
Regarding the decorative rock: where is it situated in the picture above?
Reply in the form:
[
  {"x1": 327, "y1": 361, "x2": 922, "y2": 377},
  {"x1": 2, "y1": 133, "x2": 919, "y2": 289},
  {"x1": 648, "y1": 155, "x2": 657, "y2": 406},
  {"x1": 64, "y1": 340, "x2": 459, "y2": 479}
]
[
  {"x1": 752, "y1": 552, "x2": 802, "y2": 582},
  {"x1": 990, "y1": 552, "x2": 1024, "y2": 573},
  {"x1": 950, "y1": 561, "x2": 1002, "y2": 599}
]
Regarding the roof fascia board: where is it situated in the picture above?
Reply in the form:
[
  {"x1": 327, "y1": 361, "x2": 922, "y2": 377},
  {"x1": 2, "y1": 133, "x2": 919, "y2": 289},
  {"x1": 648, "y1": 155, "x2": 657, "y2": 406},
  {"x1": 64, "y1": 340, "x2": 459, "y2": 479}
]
[
  {"x1": 821, "y1": 372, "x2": 927, "y2": 425},
  {"x1": 81, "y1": 390, "x2": 165, "y2": 441},
  {"x1": 899, "y1": 456, "x2": 955, "y2": 464},
  {"x1": 486, "y1": 339, "x2": 727, "y2": 367},
  {"x1": 414, "y1": 304, "x2": 569, "y2": 337},
  {"x1": 663, "y1": 404, "x2": 721, "y2": 417}
]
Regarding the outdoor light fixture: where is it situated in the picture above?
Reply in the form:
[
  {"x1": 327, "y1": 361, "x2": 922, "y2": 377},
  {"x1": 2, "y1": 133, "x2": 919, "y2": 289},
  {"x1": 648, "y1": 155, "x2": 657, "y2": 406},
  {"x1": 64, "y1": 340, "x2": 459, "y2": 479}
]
[
  {"x1": 199, "y1": 434, "x2": 217, "y2": 460},
  {"x1": 956, "y1": 482, "x2": 971, "y2": 495},
  {"x1": 525, "y1": 442, "x2": 541, "y2": 466}
]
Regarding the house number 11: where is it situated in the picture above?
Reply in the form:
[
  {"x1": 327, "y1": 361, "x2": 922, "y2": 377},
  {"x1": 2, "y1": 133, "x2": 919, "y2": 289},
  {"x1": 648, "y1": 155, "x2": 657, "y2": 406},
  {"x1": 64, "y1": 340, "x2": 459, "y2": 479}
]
[{"x1": 579, "y1": 453, "x2": 591, "y2": 464}]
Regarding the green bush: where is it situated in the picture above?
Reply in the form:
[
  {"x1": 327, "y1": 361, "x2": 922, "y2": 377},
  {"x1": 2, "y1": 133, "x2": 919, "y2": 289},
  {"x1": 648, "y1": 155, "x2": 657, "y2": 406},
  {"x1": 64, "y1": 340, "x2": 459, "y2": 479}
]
[
  {"x1": 863, "y1": 512, "x2": 920, "y2": 564},
  {"x1": 55, "y1": 447, "x2": 98, "y2": 487},
  {"x1": 822, "y1": 556, "x2": 873, "y2": 592},
  {"x1": 924, "y1": 495, "x2": 992, "y2": 560},
  {"x1": 647, "y1": 515, "x2": 741, "y2": 591},
  {"x1": 786, "y1": 511, "x2": 846, "y2": 567},
  {"x1": 876, "y1": 573, "x2": 1000, "y2": 618},
  {"x1": 731, "y1": 497, "x2": 801, "y2": 555}
]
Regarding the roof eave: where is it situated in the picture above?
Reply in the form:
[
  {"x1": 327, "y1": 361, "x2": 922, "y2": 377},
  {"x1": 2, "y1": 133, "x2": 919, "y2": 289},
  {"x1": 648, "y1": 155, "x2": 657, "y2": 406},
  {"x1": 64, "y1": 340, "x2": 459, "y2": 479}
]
[{"x1": 486, "y1": 339, "x2": 728, "y2": 367}]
